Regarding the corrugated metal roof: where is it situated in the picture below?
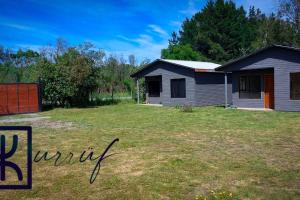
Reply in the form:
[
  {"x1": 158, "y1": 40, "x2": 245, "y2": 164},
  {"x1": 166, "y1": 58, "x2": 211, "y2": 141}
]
[
  {"x1": 160, "y1": 59, "x2": 221, "y2": 70},
  {"x1": 131, "y1": 59, "x2": 221, "y2": 77}
]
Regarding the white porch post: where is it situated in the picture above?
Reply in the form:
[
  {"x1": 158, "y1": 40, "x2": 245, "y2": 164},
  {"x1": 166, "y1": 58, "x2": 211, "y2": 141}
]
[
  {"x1": 136, "y1": 78, "x2": 140, "y2": 104},
  {"x1": 224, "y1": 72, "x2": 228, "y2": 108}
]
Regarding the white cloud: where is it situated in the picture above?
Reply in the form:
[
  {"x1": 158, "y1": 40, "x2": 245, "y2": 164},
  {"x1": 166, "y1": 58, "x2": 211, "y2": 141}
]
[
  {"x1": 1, "y1": 23, "x2": 34, "y2": 31},
  {"x1": 180, "y1": 0, "x2": 198, "y2": 15},
  {"x1": 117, "y1": 34, "x2": 154, "y2": 46},
  {"x1": 170, "y1": 20, "x2": 182, "y2": 28},
  {"x1": 148, "y1": 24, "x2": 168, "y2": 37},
  {"x1": 110, "y1": 30, "x2": 168, "y2": 62}
]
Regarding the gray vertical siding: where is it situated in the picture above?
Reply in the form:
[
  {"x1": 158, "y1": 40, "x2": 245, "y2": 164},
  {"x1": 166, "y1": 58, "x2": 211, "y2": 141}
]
[
  {"x1": 273, "y1": 50, "x2": 300, "y2": 111},
  {"x1": 195, "y1": 72, "x2": 232, "y2": 106},
  {"x1": 232, "y1": 71, "x2": 267, "y2": 108},
  {"x1": 223, "y1": 47, "x2": 300, "y2": 111},
  {"x1": 136, "y1": 61, "x2": 231, "y2": 106},
  {"x1": 137, "y1": 62, "x2": 196, "y2": 106}
]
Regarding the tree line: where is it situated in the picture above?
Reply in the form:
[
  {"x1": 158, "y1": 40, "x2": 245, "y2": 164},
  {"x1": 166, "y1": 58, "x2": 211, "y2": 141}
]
[
  {"x1": 1, "y1": 0, "x2": 298, "y2": 107},
  {"x1": 162, "y1": 0, "x2": 300, "y2": 63},
  {"x1": 0, "y1": 39, "x2": 150, "y2": 107}
]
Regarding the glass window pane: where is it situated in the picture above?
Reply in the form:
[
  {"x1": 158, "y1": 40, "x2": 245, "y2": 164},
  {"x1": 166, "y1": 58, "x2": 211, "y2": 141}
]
[
  {"x1": 291, "y1": 73, "x2": 300, "y2": 100},
  {"x1": 171, "y1": 79, "x2": 186, "y2": 98},
  {"x1": 239, "y1": 75, "x2": 261, "y2": 99}
]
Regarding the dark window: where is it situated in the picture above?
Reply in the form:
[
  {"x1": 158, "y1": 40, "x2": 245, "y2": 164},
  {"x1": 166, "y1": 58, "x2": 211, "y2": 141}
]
[
  {"x1": 171, "y1": 78, "x2": 186, "y2": 98},
  {"x1": 239, "y1": 75, "x2": 261, "y2": 99},
  {"x1": 290, "y1": 73, "x2": 300, "y2": 100},
  {"x1": 148, "y1": 80, "x2": 160, "y2": 97}
]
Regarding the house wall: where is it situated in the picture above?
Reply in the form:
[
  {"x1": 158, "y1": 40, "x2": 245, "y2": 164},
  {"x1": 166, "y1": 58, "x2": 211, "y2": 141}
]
[
  {"x1": 274, "y1": 50, "x2": 300, "y2": 111},
  {"x1": 137, "y1": 62, "x2": 197, "y2": 106},
  {"x1": 195, "y1": 72, "x2": 232, "y2": 106},
  {"x1": 225, "y1": 48, "x2": 300, "y2": 111},
  {"x1": 232, "y1": 70, "x2": 272, "y2": 108},
  {"x1": 135, "y1": 62, "x2": 231, "y2": 106}
]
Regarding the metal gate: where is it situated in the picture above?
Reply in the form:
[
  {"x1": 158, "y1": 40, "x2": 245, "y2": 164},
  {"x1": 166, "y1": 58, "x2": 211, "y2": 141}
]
[{"x1": 0, "y1": 83, "x2": 41, "y2": 115}]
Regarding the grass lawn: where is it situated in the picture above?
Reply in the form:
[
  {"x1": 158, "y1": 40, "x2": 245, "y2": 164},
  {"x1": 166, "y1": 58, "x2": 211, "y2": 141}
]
[{"x1": 0, "y1": 103, "x2": 299, "y2": 199}]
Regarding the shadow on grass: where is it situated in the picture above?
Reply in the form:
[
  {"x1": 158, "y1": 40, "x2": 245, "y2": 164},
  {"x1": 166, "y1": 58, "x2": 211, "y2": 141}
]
[{"x1": 41, "y1": 99, "x2": 135, "y2": 111}]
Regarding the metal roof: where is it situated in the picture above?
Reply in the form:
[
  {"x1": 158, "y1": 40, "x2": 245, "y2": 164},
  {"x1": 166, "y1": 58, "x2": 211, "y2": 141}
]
[
  {"x1": 131, "y1": 59, "x2": 221, "y2": 77},
  {"x1": 160, "y1": 59, "x2": 220, "y2": 70}
]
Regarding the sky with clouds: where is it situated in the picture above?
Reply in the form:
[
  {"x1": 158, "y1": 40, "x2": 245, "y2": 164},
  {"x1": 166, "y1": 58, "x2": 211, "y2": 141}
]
[{"x1": 0, "y1": 0, "x2": 277, "y2": 62}]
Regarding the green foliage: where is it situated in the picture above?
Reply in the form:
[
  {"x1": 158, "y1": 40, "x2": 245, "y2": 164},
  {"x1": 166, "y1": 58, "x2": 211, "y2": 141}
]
[
  {"x1": 180, "y1": 104, "x2": 193, "y2": 112},
  {"x1": 38, "y1": 48, "x2": 97, "y2": 107},
  {"x1": 0, "y1": 62, "x2": 21, "y2": 82},
  {"x1": 0, "y1": 39, "x2": 137, "y2": 107},
  {"x1": 178, "y1": 0, "x2": 252, "y2": 62},
  {"x1": 161, "y1": 44, "x2": 206, "y2": 61},
  {"x1": 97, "y1": 55, "x2": 136, "y2": 101},
  {"x1": 163, "y1": 0, "x2": 300, "y2": 63}
]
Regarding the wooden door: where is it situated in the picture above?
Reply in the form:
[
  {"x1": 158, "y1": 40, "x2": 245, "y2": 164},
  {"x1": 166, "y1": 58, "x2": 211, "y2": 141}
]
[{"x1": 264, "y1": 74, "x2": 274, "y2": 109}]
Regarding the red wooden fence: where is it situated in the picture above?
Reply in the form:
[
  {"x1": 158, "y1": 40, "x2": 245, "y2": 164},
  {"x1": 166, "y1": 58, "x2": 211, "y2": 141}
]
[{"x1": 0, "y1": 83, "x2": 40, "y2": 115}]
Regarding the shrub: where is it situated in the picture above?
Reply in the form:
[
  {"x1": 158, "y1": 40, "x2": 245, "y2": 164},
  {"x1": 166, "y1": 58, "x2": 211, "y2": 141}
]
[{"x1": 180, "y1": 105, "x2": 193, "y2": 112}]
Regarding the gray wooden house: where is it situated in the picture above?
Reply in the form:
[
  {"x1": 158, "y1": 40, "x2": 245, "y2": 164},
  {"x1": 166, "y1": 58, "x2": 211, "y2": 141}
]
[
  {"x1": 216, "y1": 45, "x2": 300, "y2": 111},
  {"x1": 131, "y1": 59, "x2": 232, "y2": 106}
]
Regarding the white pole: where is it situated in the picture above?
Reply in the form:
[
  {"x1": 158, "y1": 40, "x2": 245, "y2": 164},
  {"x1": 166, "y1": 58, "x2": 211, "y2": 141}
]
[
  {"x1": 136, "y1": 79, "x2": 140, "y2": 104},
  {"x1": 224, "y1": 73, "x2": 228, "y2": 108}
]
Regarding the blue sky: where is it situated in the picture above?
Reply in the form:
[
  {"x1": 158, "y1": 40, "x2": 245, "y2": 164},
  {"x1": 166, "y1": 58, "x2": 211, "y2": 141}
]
[{"x1": 0, "y1": 0, "x2": 277, "y2": 62}]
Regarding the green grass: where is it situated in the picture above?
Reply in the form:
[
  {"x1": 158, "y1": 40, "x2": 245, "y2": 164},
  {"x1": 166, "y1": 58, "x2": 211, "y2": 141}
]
[
  {"x1": 93, "y1": 92, "x2": 132, "y2": 99},
  {"x1": 0, "y1": 103, "x2": 299, "y2": 199}
]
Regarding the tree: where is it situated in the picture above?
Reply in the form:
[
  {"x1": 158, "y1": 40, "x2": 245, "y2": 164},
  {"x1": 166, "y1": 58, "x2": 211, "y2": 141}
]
[
  {"x1": 278, "y1": 0, "x2": 300, "y2": 45},
  {"x1": 162, "y1": 0, "x2": 255, "y2": 62},
  {"x1": 128, "y1": 55, "x2": 136, "y2": 66},
  {"x1": 56, "y1": 48, "x2": 97, "y2": 105},
  {"x1": 101, "y1": 55, "x2": 121, "y2": 100},
  {"x1": 55, "y1": 38, "x2": 68, "y2": 58},
  {"x1": 0, "y1": 62, "x2": 20, "y2": 83},
  {"x1": 77, "y1": 42, "x2": 105, "y2": 67},
  {"x1": 37, "y1": 48, "x2": 97, "y2": 106},
  {"x1": 168, "y1": 32, "x2": 179, "y2": 45},
  {"x1": 161, "y1": 44, "x2": 206, "y2": 61},
  {"x1": 279, "y1": 0, "x2": 300, "y2": 31}
]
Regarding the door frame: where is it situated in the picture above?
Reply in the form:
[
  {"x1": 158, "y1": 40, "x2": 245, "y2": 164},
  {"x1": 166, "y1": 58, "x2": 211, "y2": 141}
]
[{"x1": 264, "y1": 74, "x2": 274, "y2": 109}]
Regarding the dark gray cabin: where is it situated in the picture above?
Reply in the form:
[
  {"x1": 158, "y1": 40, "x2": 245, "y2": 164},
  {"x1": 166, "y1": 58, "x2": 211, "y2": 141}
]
[
  {"x1": 131, "y1": 59, "x2": 232, "y2": 106},
  {"x1": 216, "y1": 45, "x2": 300, "y2": 111}
]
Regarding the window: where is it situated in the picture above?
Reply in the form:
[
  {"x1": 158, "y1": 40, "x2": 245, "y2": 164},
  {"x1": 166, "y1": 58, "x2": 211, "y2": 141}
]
[
  {"x1": 291, "y1": 73, "x2": 300, "y2": 100},
  {"x1": 171, "y1": 78, "x2": 186, "y2": 98},
  {"x1": 148, "y1": 80, "x2": 160, "y2": 97},
  {"x1": 239, "y1": 75, "x2": 261, "y2": 99}
]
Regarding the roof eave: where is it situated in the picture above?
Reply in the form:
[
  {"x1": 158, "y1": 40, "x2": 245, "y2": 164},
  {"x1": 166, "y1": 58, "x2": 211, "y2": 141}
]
[
  {"x1": 216, "y1": 44, "x2": 300, "y2": 72},
  {"x1": 130, "y1": 59, "x2": 208, "y2": 78}
]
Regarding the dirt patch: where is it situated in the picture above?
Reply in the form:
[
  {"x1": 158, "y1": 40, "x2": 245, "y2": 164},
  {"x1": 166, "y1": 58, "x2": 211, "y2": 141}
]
[
  {"x1": 0, "y1": 115, "x2": 76, "y2": 130},
  {"x1": 30, "y1": 119, "x2": 75, "y2": 130},
  {"x1": 0, "y1": 116, "x2": 50, "y2": 123}
]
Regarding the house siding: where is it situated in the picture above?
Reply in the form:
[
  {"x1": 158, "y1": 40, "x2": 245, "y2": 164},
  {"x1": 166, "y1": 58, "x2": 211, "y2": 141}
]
[
  {"x1": 275, "y1": 63, "x2": 300, "y2": 111},
  {"x1": 137, "y1": 62, "x2": 196, "y2": 106},
  {"x1": 135, "y1": 61, "x2": 231, "y2": 106},
  {"x1": 223, "y1": 47, "x2": 300, "y2": 111},
  {"x1": 195, "y1": 73, "x2": 232, "y2": 106},
  {"x1": 232, "y1": 70, "x2": 270, "y2": 108}
]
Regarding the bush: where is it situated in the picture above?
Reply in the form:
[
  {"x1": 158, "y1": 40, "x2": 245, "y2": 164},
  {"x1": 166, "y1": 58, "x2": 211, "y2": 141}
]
[{"x1": 180, "y1": 105, "x2": 193, "y2": 112}]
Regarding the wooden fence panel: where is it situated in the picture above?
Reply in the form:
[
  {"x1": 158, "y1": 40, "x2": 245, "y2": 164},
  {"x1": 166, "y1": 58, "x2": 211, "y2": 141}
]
[
  {"x1": 28, "y1": 84, "x2": 39, "y2": 112},
  {"x1": 7, "y1": 84, "x2": 18, "y2": 114},
  {"x1": 18, "y1": 84, "x2": 29, "y2": 113},
  {"x1": 0, "y1": 83, "x2": 40, "y2": 115},
  {"x1": 0, "y1": 85, "x2": 8, "y2": 115}
]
